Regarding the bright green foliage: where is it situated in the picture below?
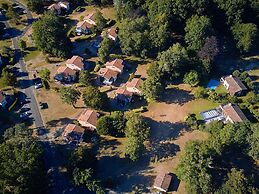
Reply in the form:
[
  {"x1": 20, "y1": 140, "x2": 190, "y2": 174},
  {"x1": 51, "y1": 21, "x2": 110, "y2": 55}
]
[
  {"x1": 79, "y1": 70, "x2": 91, "y2": 86},
  {"x1": 183, "y1": 70, "x2": 199, "y2": 86},
  {"x1": 0, "y1": 67, "x2": 16, "y2": 88},
  {"x1": 231, "y1": 23, "x2": 258, "y2": 53},
  {"x1": 185, "y1": 113, "x2": 198, "y2": 129},
  {"x1": 214, "y1": 0, "x2": 247, "y2": 24},
  {"x1": 194, "y1": 86, "x2": 208, "y2": 99},
  {"x1": 247, "y1": 123, "x2": 259, "y2": 160},
  {"x1": 0, "y1": 125, "x2": 46, "y2": 194},
  {"x1": 59, "y1": 87, "x2": 81, "y2": 108},
  {"x1": 82, "y1": 85, "x2": 108, "y2": 110},
  {"x1": 96, "y1": 111, "x2": 125, "y2": 136},
  {"x1": 32, "y1": 12, "x2": 71, "y2": 58},
  {"x1": 176, "y1": 141, "x2": 214, "y2": 194},
  {"x1": 124, "y1": 112, "x2": 149, "y2": 161},
  {"x1": 185, "y1": 15, "x2": 213, "y2": 51},
  {"x1": 157, "y1": 43, "x2": 188, "y2": 77},
  {"x1": 38, "y1": 68, "x2": 50, "y2": 81},
  {"x1": 98, "y1": 37, "x2": 112, "y2": 63},
  {"x1": 119, "y1": 17, "x2": 150, "y2": 57},
  {"x1": 18, "y1": 39, "x2": 27, "y2": 50},
  {"x1": 94, "y1": 10, "x2": 107, "y2": 32},
  {"x1": 217, "y1": 168, "x2": 249, "y2": 194}
]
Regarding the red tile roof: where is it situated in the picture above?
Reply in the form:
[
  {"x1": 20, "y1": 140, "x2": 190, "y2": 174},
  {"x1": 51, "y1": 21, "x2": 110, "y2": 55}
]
[
  {"x1": 66, "y1": 56, "x2": 84, "y2": 69},
  {"x1": 78, "y1": 109, "x2": 98, "y2": 127},
  {"x1": 77, "y1": 21, "x2": 93, "y2": 29},
  {"x1": 84, "y1": 13, "x2": 95, "y2": 22},
  {"x1": 107, "y1": 27, "x2": 118, "y2": 39},
  {"x1": 98, "y1": 68, "x2": 118, "y2": 79},
  {"x1": 116, "y1": 87, "x2": 133, "y2": 97},
  {"x1": 126, "y1": 78, "x2": 143, "y2": 89},
  {"x1": 64, "y1": 124, "x2": 85, "y2": 136},
  {"x1": 57, "y1": 66, "x2": 76, "y2": 76},
  {"x1": 105, "y1": 59, "x2": 124, "y2": 72}
]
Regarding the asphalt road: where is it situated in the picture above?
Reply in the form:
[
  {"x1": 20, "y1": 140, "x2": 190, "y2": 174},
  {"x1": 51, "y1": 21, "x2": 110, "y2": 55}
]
[{"x1": 8, "y1": 1, "x2": 44, "y2": 129}]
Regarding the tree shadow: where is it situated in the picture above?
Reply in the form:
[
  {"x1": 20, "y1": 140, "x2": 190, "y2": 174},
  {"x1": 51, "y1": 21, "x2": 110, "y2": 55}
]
[
  {"x1": 46, "y1": 117, "x2": 74, "y2": 128},
  {"x1": 158, "y1": 87, "x2": 194, "y2": 105}
]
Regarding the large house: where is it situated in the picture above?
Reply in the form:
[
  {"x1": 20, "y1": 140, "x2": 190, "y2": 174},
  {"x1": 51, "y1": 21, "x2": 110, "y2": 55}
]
[
  {"x1": 48, "y1": 1, "x2": 70, "y2": 14},
  {"x1": 63, "y1": 124, "x2": 85, "y2": 143},
  {"x1": 98, "y1": 67, "x2": 119, "y2": 85},
  {"x1": 220, "y1": 75, "x2": 247, "y2": 96},
  {"x1": 125, "y1": 78, "x2": 143, "y2": 95},
  {"x1": 77, "y1": 109, "x2": 98, "y2": 130},
  {"x1": 107, "y1": 27, "x2": 118, "y2": 41},
  {"x1": 115, "y1": 87, "x2": 134, "y2": 106},
  {"x1": 55, "y1": 66, "x2": 77, "y2": 83},
  {"x1": 66, "y1": 56, "x2": 85, "y2": 71},
  {"x1": 220, "y1": 103, "x2": 247, "y2": 123},
  {"x1": 153, "y1": 172, "x2": 173, "y2": 193},
  {"x1": 200, "y1": 103, "x2": 247, "y2": 124},
  {"x1": 105, "y1": 58, "x2": 124, "y2": 74},
  {"x1": 76, "y1": 21, "x2": 93, "y2": 35}
]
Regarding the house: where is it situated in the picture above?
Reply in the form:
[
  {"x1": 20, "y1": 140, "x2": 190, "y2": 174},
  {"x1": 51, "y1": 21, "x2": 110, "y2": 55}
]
[
  {"x1": 107, "y1": 27, "x2": 118, "y2": 41},
  {"x1": 77, "y1": 109, "x2": 98, "y2": 130},
  {"x1": 66, "y1": 56, "x2": 85, "y2": 71},
  {"x1": 48, "y1": 3, "x2": 62, "y2": 14},
  {"x1": 220, "y1": 103, "x2": 247, "y2": 123},
  {"x1": 125, "y1": 78, "x2": 143, "y2": 95},
  {"x1": 0, "y1": 91, "x2": 7, "y2": 108},
  {"x1": 55, "y1": 66, "x2": 77, "y2": 83},
  {"x1": 115, "y1": 87, "x2": 134, "y2": 106},
  {"x1": 105, "y1": 59, "x2": 124, "y2": 74},
  {"x1": 76, "y1": 21, "x2": 93, "y2": 35},
  {"x1": 153, "y1": 172, "x2": 173, "y2": 193},
  {"x1": 98, "y1": 68, "x2": 119, "y2": 85},
  {"x1": 48, "y1": 1, "x2": 69, "y2": 14},
  {"x1": 220, "y1": 75, "x2": 247, "y2": 96},
  {"x1": 84, "y1": 13, "x2": 96, "y2": 26},
  {"x1": 63, "y1": 124, "x2": 85, "y2": 143}
]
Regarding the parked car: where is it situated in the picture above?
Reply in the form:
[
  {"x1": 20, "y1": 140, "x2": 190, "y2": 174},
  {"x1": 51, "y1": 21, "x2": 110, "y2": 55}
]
[
  {"x1": 20, "y1": 111, "x2": 30, "y2": 119},
  {"x1": 34, "y1": 80, "x2": 43, "y2": 89}
]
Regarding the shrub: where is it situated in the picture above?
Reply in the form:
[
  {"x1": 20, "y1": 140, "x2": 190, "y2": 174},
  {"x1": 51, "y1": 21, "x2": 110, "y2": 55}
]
[
  {"x1": 183, "y1": 70, "x2": 199, "y2": 86},
  {"x1": 194, "y1": 87, "x2": 208, "y2": 99}
]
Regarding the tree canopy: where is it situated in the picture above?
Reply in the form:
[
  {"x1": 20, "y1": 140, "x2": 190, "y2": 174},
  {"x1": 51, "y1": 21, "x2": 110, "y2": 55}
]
[{"x1": 59, "y1": 87, "x2": 81, "y2": 108}]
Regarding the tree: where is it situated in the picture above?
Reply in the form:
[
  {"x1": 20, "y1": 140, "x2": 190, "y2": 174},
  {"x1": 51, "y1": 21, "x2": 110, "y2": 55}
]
[
  {"x1": 6, "y1": 6, "x2": 19, "y2": 23},
  {"x1": 185, "y1": 114, "x2": 198, "y2": 129},
  {"x1": 214, "y1": 0, "x2": 247, "y2": 24},
  {"x1": 0, "y1": 67, "x2": 16, "y2": 88},
  {"x1": 94, "y1": 10, "x2": 107, "y2": 32},
  {"x1": 82, "y1": 85, "x2": 108, "y2": 110},
  {"x1": 59, "y1": 87, "x2": 81, "y2": 108},
  {"x1": 176, "y1": 141, "x2": 214, "y2": 193},
  {"x1": 198, "y1": 36, "x2": 219, "y2": 73},
  {"x1": 183, "y1": 70, "x2": 199, "y2": 86},
  {"x1": 185, "y1": 15, "x2": 214, "y2": 51},
  {"x1": 27, "y1": 0, "x2": 46, "y2": 13},
  {"x1": 231, "y1": 23, "x2": 258, "y2": 53},
  {"x1": 194, "y1": 86, "x2": 208, "y2": 99},
  {"x1": 19, "y1": 39, "x2": 27, "y2": 50},
  {"x1": 218, "y1": 168, "x2": 249, "y2": 194},
  {"x1": 119, "y1": 17, "x2": 150, "y2": 57},
  {"x1": 96, "y1": 116, "x2": 111, "y2": 135},
  {"x1": 141, "y1": 62, "x2": 164, "y2": 102},
  {"x1": 98, "y1": 37, "x2": 112, "y2": 63},
  {"x1": 247, "y1": 123, "x2": 259, "y2": 160},
  {"x1": 124, "y1": 112, "x2": 149, "y2": 161},
  {"x1": 32, "y1": 12, "x2": 71, "y2": 58},
  {"x1": 0, "y1": 133, "x2": 46, "y2": 194},
  {"x1": 79, "y1": 70, "x2": 91, "y2": 86},
  {"x1": 157, "y1": 43, "x2": 188, "y2": 78},
  {"x1": 38, "y1": 68, "x2": 50, "y2": 81}
]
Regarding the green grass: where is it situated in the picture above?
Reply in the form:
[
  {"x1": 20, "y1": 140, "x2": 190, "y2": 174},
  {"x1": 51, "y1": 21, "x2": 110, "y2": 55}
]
[
  {"x1": 24, "y1": 49, "x2": 40, "y2": 61},
  {"x1": 215, "y1": 85, "x2": 228, "y2": 94},
  {"x1": 0, "y1": 39, "x2": 12, "y2": 48},
  {"x1": 187, "y1": 99, "x2": 220, "y2": 119}
]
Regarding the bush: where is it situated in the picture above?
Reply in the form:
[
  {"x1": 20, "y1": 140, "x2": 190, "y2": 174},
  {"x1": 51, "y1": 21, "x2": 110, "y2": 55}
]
[
  {"x1": 183, "y1": 70, "x2": 199, "y2": 86},
  {"x1": 232, "y1": 70, "x2": 240, "y2": 77},
  {"x1": 185, "y1": 114, "x2": 198, "y2": 129},
  {"x1": 194, "y1": 87, "x2": 208, "y2": 99},
  {"x1": 67, "y1": 26, "x2": 76, "y2": 37}
]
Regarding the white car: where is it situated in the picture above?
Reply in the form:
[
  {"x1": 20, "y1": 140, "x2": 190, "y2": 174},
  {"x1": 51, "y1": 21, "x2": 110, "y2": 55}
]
[
  {"x1": 34, "y1": 82, "x2": 43, "y2": 89},
  {"x1": 20, "y1": 111, "x2": 29, "y2": 118}
]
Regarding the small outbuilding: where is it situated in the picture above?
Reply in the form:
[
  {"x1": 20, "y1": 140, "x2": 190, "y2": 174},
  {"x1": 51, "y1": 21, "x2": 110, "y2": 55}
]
[{"x1": 153, "y1": 172, "x2": 173, "y2": 193}]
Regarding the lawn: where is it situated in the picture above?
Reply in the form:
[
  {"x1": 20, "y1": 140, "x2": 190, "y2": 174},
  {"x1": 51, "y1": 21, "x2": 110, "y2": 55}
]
[
  {"x1": 186, "y1": 99, "x2": 220, "y2": 119},
  {"x1": 215, "y1": 85, "x2": 228, "y2": 94},
  {"x1": 24, "y1": 48, "x2": 40, "y2": 61},
  {"x1": 0, "y1": 39, "x2": 12, "y2": 48}
]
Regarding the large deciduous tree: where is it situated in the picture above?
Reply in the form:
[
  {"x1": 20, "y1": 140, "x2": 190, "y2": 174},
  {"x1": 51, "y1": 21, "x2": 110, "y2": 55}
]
[
  {"x1": 59, "y1": 87, "x2": 81, "y2": 108},
  {"x1": 185, "y1": 15, "x2": 214, "y2": 52},
  {"x1": 231, "y1": 23, "x2": 258, "y2": 53},
  {"x1": 32, "y1": 12, "x2": 71, "y2": 58},
  {"x1": 98, "y1": 37, "x2": 112, "y2": 63}
]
